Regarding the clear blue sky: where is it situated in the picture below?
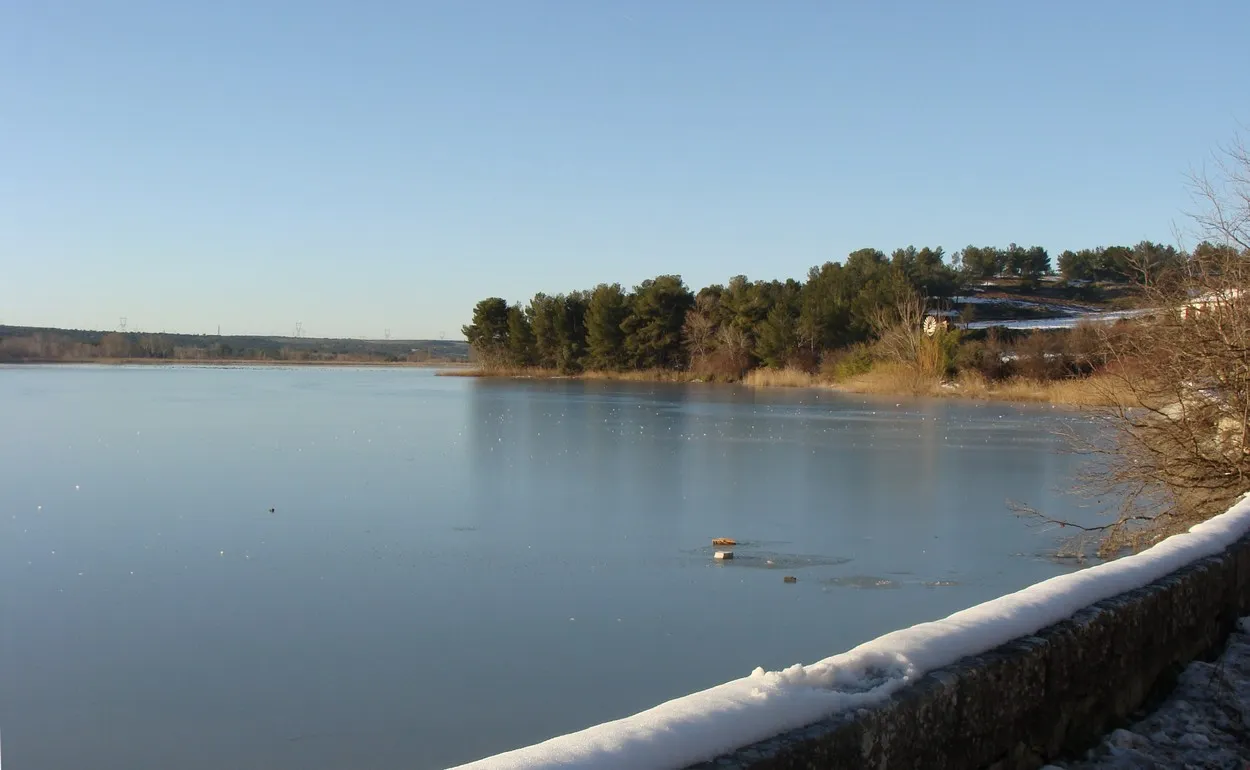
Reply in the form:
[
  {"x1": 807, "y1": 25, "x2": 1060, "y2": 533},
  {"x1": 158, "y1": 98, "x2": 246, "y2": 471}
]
[{"x1": 2, "y1": 1, "x2": 1247, "y2": 340}]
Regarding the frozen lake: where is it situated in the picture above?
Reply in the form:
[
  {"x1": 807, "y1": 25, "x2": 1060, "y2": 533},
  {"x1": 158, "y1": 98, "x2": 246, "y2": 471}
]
[{"x1": 0, "y1": 365, "x2": 1102, "y2": 769}]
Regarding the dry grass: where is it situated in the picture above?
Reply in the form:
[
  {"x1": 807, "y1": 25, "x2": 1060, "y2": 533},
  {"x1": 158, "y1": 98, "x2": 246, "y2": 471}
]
[
  {"x1": 580, "y1": 368, "x2": 702, "y2": 383},
  {"x1": 951, "y1": 371, "x2": 1132, "y2": 407},
  {"x1": 741, "y1": 367, "x2": 821, "y2": 388},
  {"x1": 442, "y1": 362, "x2": 1129, "y2": 407},
  {"x1": 437, "y1": 367, "x2": 501, "y2": 377},
  {"x1": 834, "y1": 362, "x2": 939, "y2": 396},
  {"x1": 830, "y1": 364, "x2": 1131, "y2": 407}
]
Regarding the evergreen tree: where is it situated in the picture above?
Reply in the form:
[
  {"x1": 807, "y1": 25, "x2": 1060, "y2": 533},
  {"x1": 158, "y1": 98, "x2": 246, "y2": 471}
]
[
  {"x1": 584, "y1": 283, "x2": 629, "y2": 369},
  {"x1": 797, "y1": 262, "x2": 853, "y2": 353},
  {"x1": 462, "y1": 298, "x2": 510, "y2": 365},
  {"x1": 954, "y1": 245, "x2": 1003, "y2": 278},
  {"x1": 622, "y1": 275, "x2": 694, "y2": 369},
  {"x1": 755, "y1": 303, "x2": 798, "y2": 368},
  {"x1": 506, "y1": 304, "x2": 535, "y2": 366},
  {"x1": 528, "y1": 293, "x2": 561, "y2": 368},
  {"x1": 555, "y1": 292, "x2": 589, "y2": 373}
]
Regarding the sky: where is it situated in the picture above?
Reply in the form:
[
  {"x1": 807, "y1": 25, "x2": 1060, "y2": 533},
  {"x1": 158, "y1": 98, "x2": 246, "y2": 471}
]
[{"x1": 2, "y1": 1, "x2": 1248, "y2": 340}]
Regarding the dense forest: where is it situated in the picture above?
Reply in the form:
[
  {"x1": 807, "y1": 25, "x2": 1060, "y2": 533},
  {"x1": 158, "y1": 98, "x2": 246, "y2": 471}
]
[
  {"x1": 0, "y1": 326, "x2": 469, "y2": 364},
  {"x1": 463, "y1": 241, "x2": 1222, "y2": 380}
]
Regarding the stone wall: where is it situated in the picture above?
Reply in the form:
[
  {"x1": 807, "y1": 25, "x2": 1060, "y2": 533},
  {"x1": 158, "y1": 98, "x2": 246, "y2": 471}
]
[{"x1": 688, "y1": 533, "x2": 1250, "y2": 770}]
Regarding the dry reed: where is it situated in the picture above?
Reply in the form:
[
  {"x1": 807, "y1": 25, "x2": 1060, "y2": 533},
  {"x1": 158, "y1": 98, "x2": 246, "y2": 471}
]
[
  {"x1": 741, "y1": 367, "x2": 820, "y2": 388},
  {"x1": 441, "y1": 363, "x2": 1128, "y2": 407}
]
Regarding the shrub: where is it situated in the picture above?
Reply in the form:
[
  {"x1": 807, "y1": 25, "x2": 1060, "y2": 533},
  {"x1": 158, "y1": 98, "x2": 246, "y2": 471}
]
[
  {"x1": 955, "y1": 337, "x2": 1014, "y2": 381},
  {"x1": 823, "y1": 343, "x2": 875, "y2": 381},
  {"x1": 1015, "y1": 331, "x2": 1066, "y2": 380}
]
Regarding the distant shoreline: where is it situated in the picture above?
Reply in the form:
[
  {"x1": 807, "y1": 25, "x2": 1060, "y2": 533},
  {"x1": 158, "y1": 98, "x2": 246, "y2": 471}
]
[
  {"x1": 2, "y1": 358, "x2": 474, "y2": 369},
  {"x1": 0, "y1": 324, "x2": 471, "y2": 368},
  {"x1": 439, "y1": 366, "x2": 1124, "y2": 406}
]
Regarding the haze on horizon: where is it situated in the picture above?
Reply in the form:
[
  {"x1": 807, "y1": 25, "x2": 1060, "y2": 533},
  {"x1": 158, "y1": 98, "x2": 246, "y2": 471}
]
[{"x1": 2, "y1": 1, "x2": 1248, "y2": 340}]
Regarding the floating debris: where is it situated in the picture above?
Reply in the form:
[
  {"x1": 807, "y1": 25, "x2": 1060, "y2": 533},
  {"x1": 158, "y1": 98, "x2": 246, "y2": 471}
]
[
  {"x1": 711, "y1": 538, "x2": 737, "y2": 547},
  {"x1": 783, "y1": 576, "x2": 798, "y2": 584},
  {"x1": 713, "y1": 551, "x2": 733, "y2": 560},
  {"x1": 268, "y1": 507, "x2": 275, "y2": 513}
]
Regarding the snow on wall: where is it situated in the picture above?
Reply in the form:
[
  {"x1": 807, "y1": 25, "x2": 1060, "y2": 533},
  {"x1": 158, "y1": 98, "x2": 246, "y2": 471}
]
[{"x1": 453, "y1": 494, "x2": 1250, "y2": 770}]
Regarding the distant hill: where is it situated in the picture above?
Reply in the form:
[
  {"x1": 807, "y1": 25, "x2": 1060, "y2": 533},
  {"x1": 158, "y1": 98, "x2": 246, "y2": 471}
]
[{"x1": 0, "y1": 325, "x2": 470, "y2": 364}]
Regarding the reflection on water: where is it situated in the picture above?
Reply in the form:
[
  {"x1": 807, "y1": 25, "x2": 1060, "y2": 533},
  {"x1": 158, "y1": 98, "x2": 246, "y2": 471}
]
[{"x1": 0, "y1": 366, "x2": 1101, "y2": 770}]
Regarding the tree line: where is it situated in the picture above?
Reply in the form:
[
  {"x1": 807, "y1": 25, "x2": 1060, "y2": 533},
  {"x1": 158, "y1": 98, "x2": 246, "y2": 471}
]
[
  {"x1": 462, "y1": 240, "x2": 1196, "y2": 376},
  {"x1": 1056, "y1": 241, "x2": 1237, "y2": 283}
]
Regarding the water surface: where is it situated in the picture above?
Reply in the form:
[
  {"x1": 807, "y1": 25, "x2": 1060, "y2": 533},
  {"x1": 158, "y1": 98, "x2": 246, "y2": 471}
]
[{"x1": 0, "y1": 366, "x2": 1101, "y2": 769}]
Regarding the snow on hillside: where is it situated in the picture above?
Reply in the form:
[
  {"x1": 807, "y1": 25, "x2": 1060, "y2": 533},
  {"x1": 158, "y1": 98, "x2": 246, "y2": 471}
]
[
  {"x1": 965, "y1": 308, "x2": 1150, "y2": 330},
  {"x1": 951, "y1": 296, "x2": 1101, "y2": 314},
  {"x1": 453, "y1": 494, "x2": 1250, "y2": 770},
  {"x1": 945, "y1": 294, "x2": 1153, "y2": 330}
]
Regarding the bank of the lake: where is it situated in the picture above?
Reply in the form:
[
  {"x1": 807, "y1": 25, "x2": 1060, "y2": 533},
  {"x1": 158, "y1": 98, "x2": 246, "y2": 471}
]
[{"x1": 438, "y1": 365, "x2": 1128, "y2": 407}]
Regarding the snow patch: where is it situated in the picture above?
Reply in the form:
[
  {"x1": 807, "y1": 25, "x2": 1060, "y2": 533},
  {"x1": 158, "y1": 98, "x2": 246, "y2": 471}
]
[
  {"x1": 951, "y1": 296, "x2": 1099, "y2": 314},
  {"x1": 454, "y1": 494, "x2": 1250, "y2": 770},
  {"x1": 1059, "y1": 613, "x2": 1250, "y2": 768}
]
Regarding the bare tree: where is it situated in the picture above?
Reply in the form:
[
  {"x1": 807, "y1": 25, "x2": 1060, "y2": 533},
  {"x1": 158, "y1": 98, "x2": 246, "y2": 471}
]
[
  {"x1": 1188, "y1": 133, "x2": 1250, "y2": 253},
  {"x1": 714, "y1": 325, "x2": 753, "y2": 378},
  {"x1": 1024, "y1": 135, "x2": 1250, "y2": 555},
  {"x1": 867, "y1": 281, "x2": 927, "y2": 366},
  {"x1": 682, "y1": 308, "x2": 717, "y2": 363},
  {"x1": 865, "y1": 281, "x2": 957, "y2": 379}
]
